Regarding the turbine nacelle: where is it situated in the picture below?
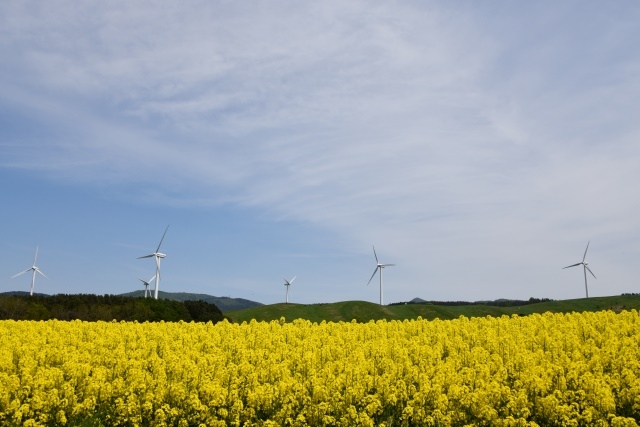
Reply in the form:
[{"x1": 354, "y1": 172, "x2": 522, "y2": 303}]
[
  {"x1": 137, "y1": 252, "x2": 165, "y2": 259},
  {"x1": 139, "y1": 275, "x2": 156, "y2": 287}
]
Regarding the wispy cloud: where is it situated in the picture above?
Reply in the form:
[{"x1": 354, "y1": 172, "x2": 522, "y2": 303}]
[{"x1": 2, "y1": 1, "x2": 639, "y2": 300}]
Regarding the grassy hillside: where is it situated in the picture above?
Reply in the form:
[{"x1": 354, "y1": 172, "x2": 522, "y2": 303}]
[{"x1": 226, "y1": 294, "x2": 640, "y2": 323}]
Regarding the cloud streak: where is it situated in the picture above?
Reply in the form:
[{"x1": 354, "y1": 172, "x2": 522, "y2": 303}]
[{"x1": 2, "y1": 1, "x2": 639, "y2": 301}]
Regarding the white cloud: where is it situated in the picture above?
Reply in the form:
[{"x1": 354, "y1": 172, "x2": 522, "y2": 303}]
[{"x1": 1, "y1": 1, "x2": 640, "y2": 301}]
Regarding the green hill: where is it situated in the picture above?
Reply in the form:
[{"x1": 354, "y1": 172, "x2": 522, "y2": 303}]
[
  {"x1": 119, "y1": 290, "x2": 263, "y2": 312},
  {"x1": 226, "y1": 294, "x2": 640, "y2": 323}
]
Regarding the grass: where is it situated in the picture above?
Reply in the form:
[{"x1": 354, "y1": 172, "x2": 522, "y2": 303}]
[{"x1": 225, "y1": 294, "x2": 640, "y2": 323}]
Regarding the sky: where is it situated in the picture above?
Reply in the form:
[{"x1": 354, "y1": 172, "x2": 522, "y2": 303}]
[{"x1": 1, "y1": 1, "x2": 639, "y2": 305}]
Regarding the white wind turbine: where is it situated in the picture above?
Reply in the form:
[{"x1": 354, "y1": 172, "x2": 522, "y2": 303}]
[
  {"x1": 138, "y1": 226, "x2": 169, "y2": 300},
  {"x1": 367, "y1": 246, "x2": 395, "y2": 306},
  {"x1": 139, "y1": 274, "x2": 156, "y2": 298},
  {"x1": 563, "y1": 241, "x2": 596, "y2": 298},
  {"x1": 12, "y1": 246, "x2": 47, "y2": 296},
  {"x1": 283, "y1": 276, "x2": 296, "y2": 303}
]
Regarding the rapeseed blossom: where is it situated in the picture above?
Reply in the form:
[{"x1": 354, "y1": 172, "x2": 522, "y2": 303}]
[{"x1": 0, "y1": 311, "x2": 639, "y2": 426}]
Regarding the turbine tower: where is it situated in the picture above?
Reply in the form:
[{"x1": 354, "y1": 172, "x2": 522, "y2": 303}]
[
  {"x1": 139, "y1": 274, "x2": 156, "y2": 298},
  {"x1": 367, "y1": 246, "x2": 395, "y2": 306},
  {"x1": 138, "y1": 226, "x2": 169, "y2": 300},
  {"x1": 283, "y1": 276, "x2": 296, "y2": 303},
  {"x1": 563, "y1": 241, "x2": 596, "y2": 298},
  {"x1": 12, "y1": 246, "x2": 47, "y2": 296}
]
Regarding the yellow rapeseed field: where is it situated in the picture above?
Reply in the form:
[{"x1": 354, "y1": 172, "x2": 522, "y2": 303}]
[{"x1": 1, "y1": 311, "x2": 640, "y2": 426}]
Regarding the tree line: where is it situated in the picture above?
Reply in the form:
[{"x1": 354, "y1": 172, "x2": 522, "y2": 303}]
[{"x1": 0, "y1": 294, "x2": 227, "y2": 323}]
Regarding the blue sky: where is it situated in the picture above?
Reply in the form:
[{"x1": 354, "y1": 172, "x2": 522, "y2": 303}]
[{"x1": 2, "y1": 1, "x2": 639, "y2": 305}]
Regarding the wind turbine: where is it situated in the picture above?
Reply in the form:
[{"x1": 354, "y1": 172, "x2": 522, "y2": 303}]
[
  {"x1": 12, "y1": 246, "x2": 47, "y2": 296},
  {"x1": 563, "y1": 241, "x2": 596, "y2": 298},
  {"x1": 139, "y1": 274, "x2": 156, "y2": 298},
  {"x1": 367, "y1": 246, "x2": 395, "y2": 306},
  {"x1": 138, "y1": 226, "x2": 169, "y2": 300},
  {"x1": 283, "y1": 276, "x2": 296, "y2": 303}
]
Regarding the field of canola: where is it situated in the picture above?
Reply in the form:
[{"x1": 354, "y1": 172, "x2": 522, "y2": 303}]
[{"x1": 1, "y1": 311, "x2": 640, "y2": 427}]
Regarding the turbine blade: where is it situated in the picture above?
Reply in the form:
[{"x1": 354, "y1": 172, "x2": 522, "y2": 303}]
[
  {"x1": 156, "y1": 225, "x2": 169, "y2": 252},
  {"x1": 138, "y1": 254, "x2": 155, "y2": 259},
  {"x1": 11, "y1": 268, "x2": 31, "y2": 278},
  {"x1": 372, "y1": 246, "x2": 379, "y2": 263},
  {"x1": 563, "y1": 263, "x2": 581, "y2": 269},
  {"x1": 585, "y1": 265, "x2": 597, "y2": 279},
  {"x1": 290, "y1": 276, "x2": 296, "y2": 283},
  {"x1": 36, "y1": 269, "x2": 47, "y2": 279},
  {"x1": 367, "y1": 267, "x2": 379, "y2": 286},
  {"x1": 383, "y1": 263, "x2": 396, "y2": 267},
  {"x1": 583, "y1": 241, "x2": 590, "y2": 262},
  {"x1": 33, "y1": 246, "x2": 39, "y2": 266}
]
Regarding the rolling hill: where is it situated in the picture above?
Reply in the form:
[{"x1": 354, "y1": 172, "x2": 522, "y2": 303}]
[
  {"x1": 118, "y1": 290, "x2": 263, "y2": 312},
  {"x1": 1, "y1": 291, "x2": 263, "y2": 313},
  {"x1": 226, "y1": 294, "x2": 640, "y2": 323},
  {"x1": 0, "y1": 291, "x2": 50, "y2": 297}
]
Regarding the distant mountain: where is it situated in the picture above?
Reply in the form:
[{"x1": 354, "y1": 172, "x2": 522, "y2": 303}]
[
  {"x1": 118, "y1": 291, "x2": 263, "y2": 312},
  {"x1": 0, "y1": 291, "x2": 50, "y2": 297},
  {"x1": 1, "y1": 290, "x2": 263, "y2": 312}
]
